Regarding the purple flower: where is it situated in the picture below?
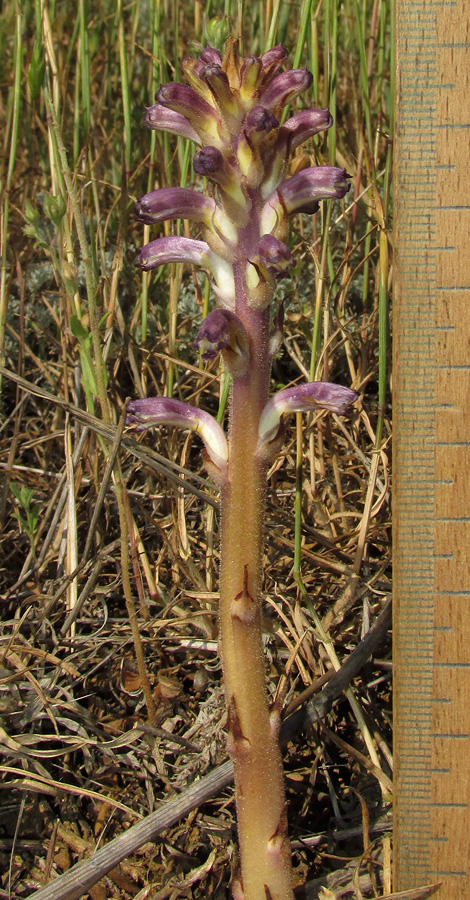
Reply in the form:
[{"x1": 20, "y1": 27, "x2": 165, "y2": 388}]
[
  {"x1": 135, "y1": 187, "x2": 237, "y2": 244},
  {"x1": 126, "y1": 397, "x2": 228, "y2": 476},
  {"x1": 237, "y1": 107, "x2": 280, "y2": 187},
  {"x1": 136, "y1": 236, "x2": 235, "y2": 307},
  {"x1": 259, "y1": 69, "x2": 313, "y2": 115},
  {"x1": 193, "y1": 147, "x2": 246, "y2": 210},
  {"x1": 144, "y1": 105, "x2": 202, "y2": 144},
  {"x1": 257, "y1": 234, "x2": 292, "y2": 274},
  {"x1": 244, "y1": 235, "x2": 293, "y2": 308},
  {"x1": 181, "y1": 57, "x2": 217, "y2": 105},
  {"x1": 259, "y1": 44, "x2": 289, "y2": 73},
  {"x1": 156, "y1": 83, "x2": 223, "y2": 145},
  {"x1": 194, "y1": 309, "x2": 249, "y2": 377},
  {"x1": 281, "y1": 108, "x2": 333, "y2": 151},
  {"x1": 199, "y1": 47, "x2": 223, "y2": 65},
  {"x1": 258, "y1": 382, "x2": 359, "y2": 451},
  {"x1": 203, "y1": 65, "x2": 239, "y2": 120},
  {"x1": 261, "y1": 167, "x2": 350, "y2": 233}
]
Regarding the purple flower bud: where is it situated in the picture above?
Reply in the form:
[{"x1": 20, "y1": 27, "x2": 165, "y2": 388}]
[
  {"x1": 144, "y1": 104, "x2": 202, "y2": 145},
  {"x1": 193, "y1": 145, "x2": 225, "y2": 177},
  {"x1": 239, "y1": 56, "x2": 263, "y2": 100},
  {"x1": 259, "y1": 44, "x2": 289, "y2": 73},
  {"x1": 135, "y1": 187, "x2": 237, "y2": 244},
  {"x1": 136, "y1": 236, "x2": 235, "y2": 307},
  {"x1": 156, "y1": 83, "x2": 223, "y2": 145},
  {"x1": 200, "y1": 47, "x2": 223, "y2": 65},
  {"x1": 126, "y1": 397, "x2": 228, "y2": 476},
  {"x1": 261, "y1": 166, "x2": 350, "y2": 233},
  {"x1": 258, "y1": 382, "x2": 359, "y2": 451},
  {"x1": 193, "y1": 147, "x2": 246, "y2": 209},
  {"x1": 194, "y1": 309, "x2": 249, "y2": 377},
  {"x1": 280, "y1": 107, "x2": 333, "y2": 151},
  {"x1": 259, "y1": 69, "x2": 313, "y2": 115},
  {"x1": 244, "y1": 105, "x2": 279, "y2": 137},
  {"x1": 181, "y1": 57, "x2": 218, "y2": 105},
  {"x1": 203, "y1": 65, "x2": 239, "y2": 119},
  {"x1": 258, "y1": 234, "x2": 292, "y2": 274},
  {"x1": 237, "y1": 107, "x2": 279, "y2": 187}
]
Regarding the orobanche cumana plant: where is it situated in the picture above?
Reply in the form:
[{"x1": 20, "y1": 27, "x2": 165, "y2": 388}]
[{"x1": 126, "y1": 39, "x2": 358, "y2": 900}]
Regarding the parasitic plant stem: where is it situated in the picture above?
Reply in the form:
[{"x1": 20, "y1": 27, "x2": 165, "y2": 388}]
[{"x1": 127, "y1": 39, "x2": 358, "y2": 899}]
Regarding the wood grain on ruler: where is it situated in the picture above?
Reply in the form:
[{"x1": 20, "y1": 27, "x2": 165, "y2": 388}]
[{"x1": 394, "y1": 0, "x2": 470, "y2": 897}]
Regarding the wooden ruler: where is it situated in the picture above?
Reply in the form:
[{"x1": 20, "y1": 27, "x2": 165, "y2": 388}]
[{"x1": 394, "y1": 0, "x2": 470, "y2": 895}]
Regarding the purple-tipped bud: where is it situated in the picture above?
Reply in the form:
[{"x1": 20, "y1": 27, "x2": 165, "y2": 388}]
[
  {"x1": 258, "y1": 382, "x2": 359, "y2": 453},
  {"x1": 135, "y1": 187, "x2": 237, "y2": 245},
  {"x1": 194, "y1": 309, "x2": 250, "y2": 377},
  {"x1": 193, "y1": 146, "x2": 246, "y2": 209},
  {"x1": 200, "y1": 47, "x2": 223, "y2": 65},
  {"x1": 203, "y1": 64, "x2": 239, "y2": 119},
  {"x1": 281, "y1": 108, "x2": 333, "y2": 151},
  {"x1": 126, "y1": 397, "x2": 228, "y2": 476},
  {"x1": 136, "y1": 236, "x2": 235, "y2": 307},
  {"x1": 244, "y1": 106, "x2": 279, "y2": 137},
  {"x1": 181, "y1": 57, "x2": 218, "y2": 105},
  {"x1": 144, "y1": 105, "x2": 202, "y2": 145},
  {"x1": 259, "y1": 44, "x2": 289, "y2": 73},
  {"x1": 258, "y1": 234, "x2": 292, "y2": 274},
  {"x1": 237, "y1": 107, "x2": 279, "y2": 187},
  {"x1": 261, "y1": 166, "x2": 350, "y2": 233},
  {"x1": 259, "y1": 69, "x2": 313, "y2": 115},
  {"x1": 156, "y1": 83, "x2": 223, "y2": 145},
  {"x1": 193, "y1": 145, "x2": 225, "y2": 177},
  {"x1": 239, "y1": 56, "x2": 263, "y2": 101}
]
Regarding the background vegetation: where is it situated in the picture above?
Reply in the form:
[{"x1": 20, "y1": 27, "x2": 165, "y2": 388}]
[{"x1": 0, "y1": 0, "x2": 392, "y2": 896}]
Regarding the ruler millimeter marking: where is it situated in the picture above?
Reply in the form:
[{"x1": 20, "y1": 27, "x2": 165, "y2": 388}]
[{"x1": 394, "y1": 0, "x2": 470, "y2": 896}]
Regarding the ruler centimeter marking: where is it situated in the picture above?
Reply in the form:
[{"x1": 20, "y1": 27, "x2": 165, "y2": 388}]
[{"x1": 394, "y1": 0, "x2": 470, "y2": 896}]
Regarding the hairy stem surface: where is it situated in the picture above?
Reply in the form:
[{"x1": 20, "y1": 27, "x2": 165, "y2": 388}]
[{"x1": 219, "y1": 224, "x2": 294, "y2": 900}]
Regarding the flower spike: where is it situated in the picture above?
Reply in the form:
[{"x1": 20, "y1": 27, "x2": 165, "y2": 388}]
[{"x1": 134, "y1": 41, "x2": 358, "y2": 899}]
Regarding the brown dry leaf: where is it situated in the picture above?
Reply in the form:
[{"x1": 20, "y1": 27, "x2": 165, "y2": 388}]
[
  {"x1": 120, "y1": 667, "x2": 142, "y2": 693},
  {"x1": 53, "y1": 846, "x2": 71, "y2": 871},
  {"x1": 155, "y1": 673, "x2": 183, "y2": 703},
  {"x1": 88, "y1": 881, "x2": 107, "y2": 900}
]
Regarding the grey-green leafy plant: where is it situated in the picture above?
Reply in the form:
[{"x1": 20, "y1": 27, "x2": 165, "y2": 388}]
[
  {"x1": 126, "y1": 39, "x2": 358, "y2": 900},
  {"x1": 11, "y1": 483, "x2": 41, "y2": 559}
]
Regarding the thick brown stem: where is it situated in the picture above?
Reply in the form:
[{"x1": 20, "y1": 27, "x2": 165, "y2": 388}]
[{"x1": 219, "y1": 291, "x2": 294, "y2": 899}]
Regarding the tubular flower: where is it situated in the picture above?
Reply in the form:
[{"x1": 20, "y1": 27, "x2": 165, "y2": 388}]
[
  {"x1": 136, "y1": 235, "x2": 236, "y2": 307},
  {"x1": 135, "y1": 187, "x2": 238, "y2": 245},
  {"x1": 258, "y1": 382, "x2": 359, "y2": 455},
  {"x1": 126, "y1": 398, "x2": 228, "y2": 477},
  {"x1": 194, "y1": 308, "x2": 250, "y2": 377}
]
